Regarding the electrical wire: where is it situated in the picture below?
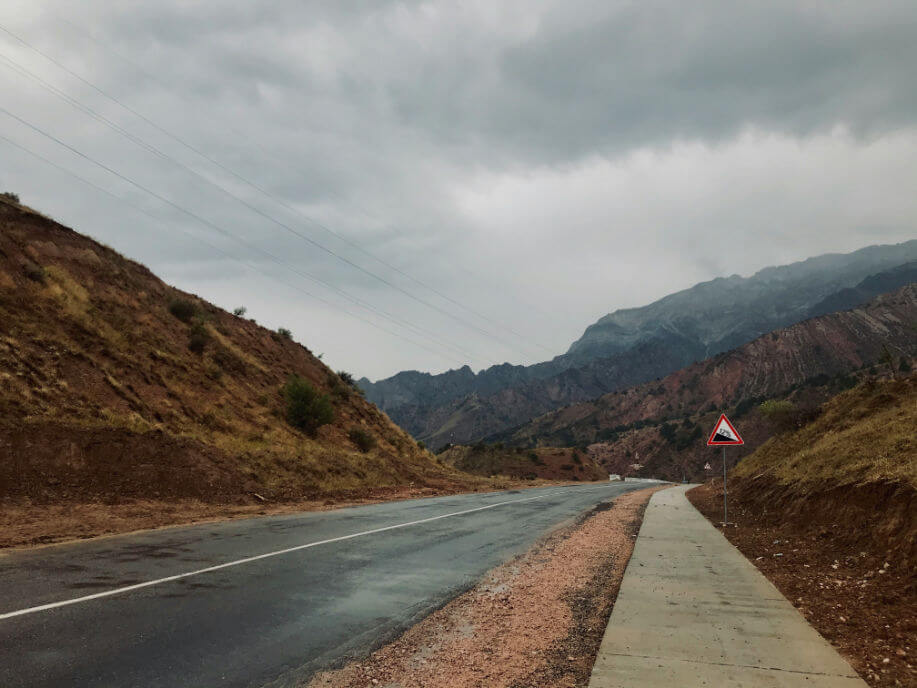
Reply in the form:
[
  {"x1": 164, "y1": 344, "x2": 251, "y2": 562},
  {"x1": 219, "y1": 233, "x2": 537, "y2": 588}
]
[{"x1": 0, "y1": 24, "x2": 549, "y2": 361}]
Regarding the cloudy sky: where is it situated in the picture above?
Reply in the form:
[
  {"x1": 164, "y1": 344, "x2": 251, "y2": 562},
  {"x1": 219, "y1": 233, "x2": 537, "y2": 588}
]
[{"x1": 2, "y1": 1, "x2": 915, "y2": 379}]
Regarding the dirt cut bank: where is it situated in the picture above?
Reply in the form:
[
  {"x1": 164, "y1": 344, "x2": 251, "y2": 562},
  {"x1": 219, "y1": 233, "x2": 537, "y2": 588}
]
[
  {"x1": 305, "y1": 486, "x2": 667, "y2": 688},
  {"x1": 689, "y1": 483, "x2": 915, "y2": 688}
]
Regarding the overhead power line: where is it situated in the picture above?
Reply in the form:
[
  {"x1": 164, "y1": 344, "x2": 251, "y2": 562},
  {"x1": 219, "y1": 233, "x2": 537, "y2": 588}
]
[
  {"x1": 0, "y1": 131, "x2": 471, "y2": 368},
  {"x1": 0, "y1": 22, "x2": 553, "y2": 361},
  {"x1": 51, "y1": 15, "x2": 560, "y2": 355},
  {"x1": 0, "y1": 106, "x2": 482, "y2": 364}
]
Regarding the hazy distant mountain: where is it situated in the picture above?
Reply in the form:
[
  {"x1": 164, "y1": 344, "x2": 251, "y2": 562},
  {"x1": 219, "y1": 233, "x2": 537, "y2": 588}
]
[
  {"x1": 362, "y1": 240, "x2": 917, "y2": 447},
  {"x1": 493, "y1": 284, "x2": 917, "y2": 448},
  {"x1": 565, "y1": 241, "x2": 917, "y2": 364}
]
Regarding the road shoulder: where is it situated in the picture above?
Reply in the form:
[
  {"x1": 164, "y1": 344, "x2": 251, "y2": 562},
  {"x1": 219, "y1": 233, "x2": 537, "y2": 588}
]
[{"x1": 305, "y1": 486, "x2": 665, "y2": 688}]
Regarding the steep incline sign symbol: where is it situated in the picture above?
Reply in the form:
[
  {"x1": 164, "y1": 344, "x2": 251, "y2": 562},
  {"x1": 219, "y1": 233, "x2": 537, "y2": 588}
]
[{"x1": 707, "y1": 414, "x2": 744, "y2": 446}]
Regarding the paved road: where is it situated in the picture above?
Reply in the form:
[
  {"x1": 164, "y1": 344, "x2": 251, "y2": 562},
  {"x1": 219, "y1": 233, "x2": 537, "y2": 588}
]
[{"x1": 0, "y1": 482, "x2": 647, "y2": 688}]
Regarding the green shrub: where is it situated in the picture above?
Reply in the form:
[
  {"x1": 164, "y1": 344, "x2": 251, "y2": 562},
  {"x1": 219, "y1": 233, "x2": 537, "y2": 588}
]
[
  {"x1": 417, "y1": 440, "x2": 426, "y2": 450},
  {"x1": 232, "y1": 306, "x2": 247, "y2": 317},
  {"x1": 169, "y1": 298, "x2": 197, "y2": 323},
  {"x1": 283, "y1": 375, "x2": 334, "y2": 435},
  {"x1": 23, "y1": 261, "x2": 45, "y2": 283},
  {"x1": 327, "y1": 372, "x2": 350, "y2": 400},
  {"x1": 348, "y1": 427, "x2": 377, "y2": 453},
  {"x1": 1, "y1": 191, "x2": 19, "y2": 203},
  {"x1": 759, "y1": 399, "x2": 820, "y2": 432},
  {"x1": 211, "y1": 346, "x2": 246, "y2": 374},
  {"x1": 337, "y1": 370, "x2": 357, "y2": 387},
  {"x1": 277, "y1": 327, "x2": 292, "y2": 340},
  {"x1": 187, "y1": 321, "x2": 210, "y2": 354}
]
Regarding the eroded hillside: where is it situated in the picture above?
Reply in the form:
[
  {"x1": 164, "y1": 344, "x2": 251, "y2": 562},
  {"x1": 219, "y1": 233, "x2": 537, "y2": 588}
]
[{"x1": 0, "y1": 199, "x2": 478, "y2": 515}]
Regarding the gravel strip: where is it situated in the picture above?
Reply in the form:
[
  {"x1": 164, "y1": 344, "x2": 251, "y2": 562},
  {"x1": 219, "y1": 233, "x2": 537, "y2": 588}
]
[{"x1": 305, "y1": 486, "x2": 666, "y2": 688}]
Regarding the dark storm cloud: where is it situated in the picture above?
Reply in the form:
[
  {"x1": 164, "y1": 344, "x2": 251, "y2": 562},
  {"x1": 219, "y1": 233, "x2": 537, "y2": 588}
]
[{"x1": 2, "y1": 1, "x2": 916, "y2": 377}]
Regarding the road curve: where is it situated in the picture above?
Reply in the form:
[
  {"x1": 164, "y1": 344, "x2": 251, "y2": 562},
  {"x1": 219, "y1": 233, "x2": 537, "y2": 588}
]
[{"x1": 0, "y1": 482, "x2": 649, "y2": 688}]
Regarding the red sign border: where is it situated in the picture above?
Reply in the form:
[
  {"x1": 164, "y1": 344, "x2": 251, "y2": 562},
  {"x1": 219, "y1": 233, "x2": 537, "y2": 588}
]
[{"x1": 706, "y1": 413, "x2": 744, "y2": 446}]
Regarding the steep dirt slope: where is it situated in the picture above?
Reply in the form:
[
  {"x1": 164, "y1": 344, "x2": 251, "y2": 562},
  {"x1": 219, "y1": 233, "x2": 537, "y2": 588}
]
[
  {"x1": 0, "y1": 199, "x2": 478, "y2": 514},
  {"x1": 495, "y1": 284, "x2": 917, "y2": 448}
]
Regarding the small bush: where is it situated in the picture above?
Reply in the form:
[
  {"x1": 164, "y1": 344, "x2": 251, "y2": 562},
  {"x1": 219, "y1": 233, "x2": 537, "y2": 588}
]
[
  {"x1": 759, "y1": 399, "x2": 820, "y2": 432},
  {"x1": 211, "y1": 346, "x2": 246, "y2": 374},
  {"x1": 232, "y1": 306, "x2": 247, "y2": 317},
  {"x1": 560, "y1": 463, "x2": 575, "y2": 471},
  {"x1": 571, "y1": 450, "x2": 582, "y2": 464},
  {"x1": 277, "y1": 327, "x2": 292, "y2": 340},
  {"x1": 23, "y1": 261, "x2": 45, "y2": 283},
  {"x1": 335, "y1": 370, "x2": 364, "y2": 394},
  {"x1": 1, "y1": 191, "x2": 19, "y2": 203},
  {"x1": 337, "y1": 370, "x2": 356, "y2": 387},
  {"x1": 283, "y1": 375, "x2": 334, "y2": 436},
  {"x1": 349, "y1": 427, "x2": 377, "y2": 453},
  {"x1": 327, "y1": 372, "x2": 350, "y2": 400},
  {"x1": 169, "y1": 298, "x2": 197, "y2": 323},
  {"x1": 187, "y1": 321, "x2": 210, "y2": 354},
  {"x1": 417, "y1": 440, "x2": 426, "y2": 450}
]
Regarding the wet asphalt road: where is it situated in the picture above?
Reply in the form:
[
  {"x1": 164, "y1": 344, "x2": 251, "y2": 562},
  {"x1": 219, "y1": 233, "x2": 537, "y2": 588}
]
[{"x1": 0, "y1": 481, "x2": 648, "y2": 688}]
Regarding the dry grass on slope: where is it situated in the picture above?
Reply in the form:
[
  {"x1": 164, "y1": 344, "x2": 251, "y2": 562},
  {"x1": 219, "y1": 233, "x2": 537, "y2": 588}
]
[
  {"x1": 733, "y1": 374, "x2": 916, "y2": 491},
  {"x1": 0, "y1": 198, "x2": 482, "y2": 512}
]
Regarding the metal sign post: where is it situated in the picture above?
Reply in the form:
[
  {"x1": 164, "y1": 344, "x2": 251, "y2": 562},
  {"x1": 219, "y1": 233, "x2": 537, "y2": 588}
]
[
  {"x1": 706, "y1": 414, "x2": 744, "y2": 526},
  {"x1": 722, "y1": 446, "x2": 727, "y2": 524}
]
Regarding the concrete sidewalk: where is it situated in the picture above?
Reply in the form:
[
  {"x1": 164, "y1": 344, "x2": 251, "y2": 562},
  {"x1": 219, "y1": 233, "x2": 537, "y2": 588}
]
[{"x1": 589, "y1": 485, "x2": 867, "y2": 687}]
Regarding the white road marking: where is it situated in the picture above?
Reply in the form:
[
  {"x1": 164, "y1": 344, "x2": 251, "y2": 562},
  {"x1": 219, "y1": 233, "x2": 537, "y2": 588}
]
[{"x1": 0, "y1": 484, "x2": 624, "y2": 621}]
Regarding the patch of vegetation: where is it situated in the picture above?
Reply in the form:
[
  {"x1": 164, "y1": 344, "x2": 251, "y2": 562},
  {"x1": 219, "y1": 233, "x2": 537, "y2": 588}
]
[
  {"x1": 283, "y1": 375, "x2": 334, "y2": 436},
  {"x1": 211, "y1": 346, "x2": 246, "y2": 374},
  {"x1": 187, "y1": 321, "x2": 211, "y2": 354},
  {"x1": 168, "y1": 298, "x2": 197, "y2": 323},
  {"x1": 735, "y1": 375, "x2": 916, "y2": 490},
  {"x1": 23, "y1": 260, "x2": 45, "y2": 283},
  {"x1": 232, "y1": 306, "x2": 247, "y2": 317},
  {"x1": 277, "y1": 327, "x2": 292, "y2": 340},
  {"x1": 758, "y1": 399, "x2": 820, "y2": 433},
  {"x1": 348, "y1": 427, "x2": 377, "y2": 453},
  {"x1": 733, "y1": 395, "x2": 765, "y2": 419},
  {"x1": 337, "y1": 370, "x2": 356, "y2": 387},
  {"x1": 326, "y1": 372, "x2": 351, "y2": 400},
  {"x1": 1, "y1": 191, "x2": 19, "y2": 203}
]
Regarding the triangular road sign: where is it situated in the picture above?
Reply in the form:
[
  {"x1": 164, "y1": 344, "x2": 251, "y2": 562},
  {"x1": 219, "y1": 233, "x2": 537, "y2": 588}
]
[{"x1": 707, "y1": 414, "x2": 744, "y2": 446}]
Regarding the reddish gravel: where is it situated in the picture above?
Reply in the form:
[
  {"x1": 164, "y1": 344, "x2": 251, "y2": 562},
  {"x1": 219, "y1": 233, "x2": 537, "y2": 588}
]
[{"x1": 305, "y1": 486, "x2": 667, "y2": 688}]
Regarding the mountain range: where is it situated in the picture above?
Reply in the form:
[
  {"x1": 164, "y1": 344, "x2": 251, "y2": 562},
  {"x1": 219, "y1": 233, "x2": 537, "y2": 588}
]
[{"x1": 361, "y1": 242, "x2": 917, "y2": 448}]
